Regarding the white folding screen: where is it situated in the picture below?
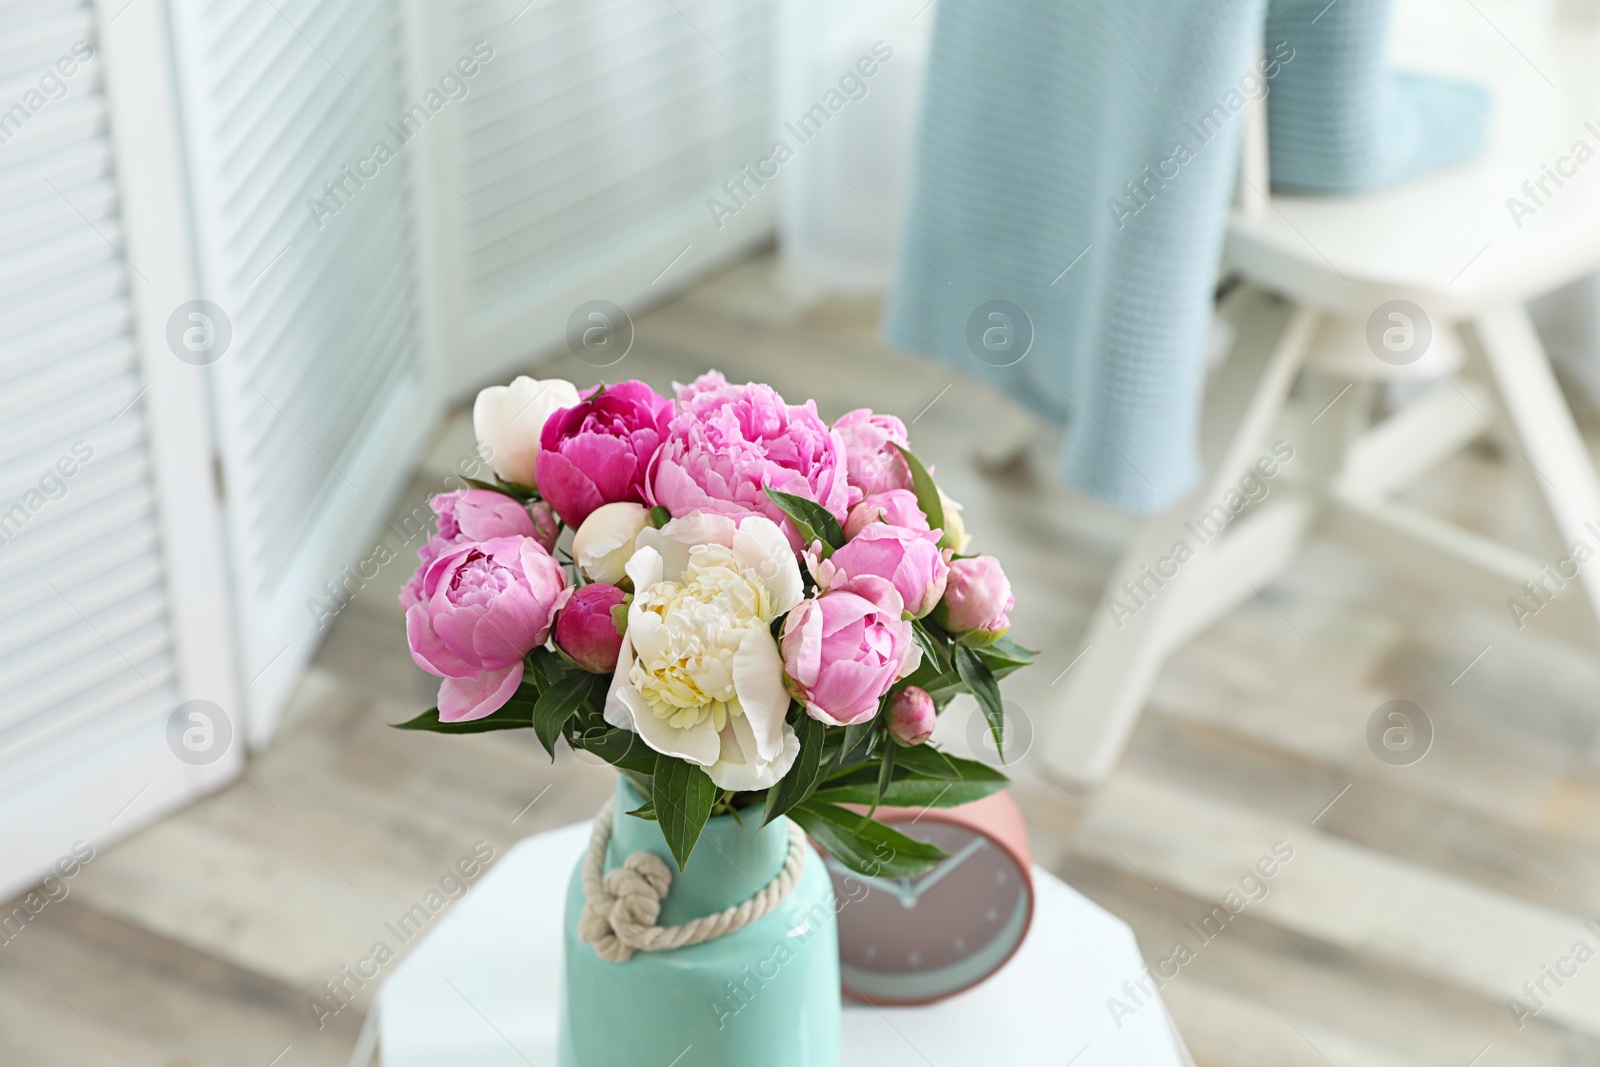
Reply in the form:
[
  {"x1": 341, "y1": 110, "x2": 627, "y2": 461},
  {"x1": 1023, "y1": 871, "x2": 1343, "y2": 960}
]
[
  {"x1": 0, "y1": 0, "x2": 786, "y2": 896},
  {"x1": 405, "y1": 0, "x2": 779, "y2": 394},
  {"x1": 163, "y1": 0, "x2": 434, "y2": 742},
  {"x1": 0, "y1": 0, "x2": 239, "y2": 899}
]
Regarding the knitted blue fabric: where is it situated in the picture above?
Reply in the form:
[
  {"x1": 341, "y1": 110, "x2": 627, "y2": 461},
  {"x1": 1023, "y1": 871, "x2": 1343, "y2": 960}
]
[
  {"x1": 885, "y1": 0, "x2": 1269, "y2": 512},
  {"x1": 1265, "y1": 0, "x2": 1490, "y2": 192}
]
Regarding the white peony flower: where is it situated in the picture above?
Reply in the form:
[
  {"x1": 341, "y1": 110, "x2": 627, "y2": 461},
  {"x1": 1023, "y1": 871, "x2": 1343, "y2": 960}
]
[
  {"x1": 604, "y1": 512, "x2": 804, "y2": 790},
  {"x1": 572, "y1": 502, "x2": 651, "y2": 585},
  {"x1": 472, "y1": 376, "x2": 581, "y2": 487}
]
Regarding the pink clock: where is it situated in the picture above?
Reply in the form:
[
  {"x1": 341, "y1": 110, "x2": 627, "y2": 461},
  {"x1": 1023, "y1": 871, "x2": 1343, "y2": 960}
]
[{"x1": 821, "y1": 791, "x2": 1034, "y2": 1005}]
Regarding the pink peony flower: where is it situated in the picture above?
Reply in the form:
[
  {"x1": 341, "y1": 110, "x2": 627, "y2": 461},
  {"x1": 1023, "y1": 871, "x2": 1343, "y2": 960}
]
[
  {"x1": 405, "y1": 536, "x2": 571, "y2": 721},
  {"x1": 819, "y1": 523, "x2": 950, "y2": 618},
  {"x1": 400, "y1": 489, "x2": 540, "y2": 610},
  {"x1": 648, "y1": 371, "x2": 853, "y2": 551},
  {"x1": 780, "y1": 575, "x2": 920, "y2": 726},
  {"x1": 833, "y1": 409, "x2": 914, "y2": 497},
  {"x1": 844, "y1": 489, "x2": 929, "y2": 540},
  {"x1": 555, "y1": 583, "x2": 628, "y2": 674},
  {"x1": 935, "y1": 556, "x2": 1014, "y2": 640},
  {"x1": 889, "y1": 686, "x2": 936, "y2": 745},
  {"x1": 535, "y1": 380, "x2": 673, "y2": 529}
]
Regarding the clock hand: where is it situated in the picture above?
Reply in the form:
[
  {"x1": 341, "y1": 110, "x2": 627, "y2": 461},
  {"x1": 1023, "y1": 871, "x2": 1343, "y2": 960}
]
[
  {"x1": 823, "y1": 856, "x2": 917, "y2": 906},
  {"x1": 905, "y1": 837, "x2": 989, "y2": 903}
]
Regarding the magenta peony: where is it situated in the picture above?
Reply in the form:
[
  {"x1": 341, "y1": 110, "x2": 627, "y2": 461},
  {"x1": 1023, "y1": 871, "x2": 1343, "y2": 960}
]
[
  {"x1": 819, "y1": 523, "x2": 949, "y2": 618},
  {"x1": 400, "y1": 489, "x2": 540, "y2": 610},
  {"x1": 780, "y1": 575, "x2": 920, "y2": 727},
  {"x1": 935, "y1": 555, "x2": 1014, "y2": 641},
  {"x1": 555, "y1": 582, "x2": 628, "y2": 674},
  {"x1": 843, "y1": 489, "x2": 930, "y2": 540},
  {"x1": 888, "y1": 686, "x2": 937, "y2": 745},
  {"x1": 648, "y1": 371, "x2": 853, "y2": 550},
  {"x1": 535, "y1": 380, "x2": 673, "y2": 529},
  {"x1": 833, "y1": 409, "x2": 914, "y2": 497},
  {"x1": 405, "y1": 536, "x2": 570, "y2": 721}
]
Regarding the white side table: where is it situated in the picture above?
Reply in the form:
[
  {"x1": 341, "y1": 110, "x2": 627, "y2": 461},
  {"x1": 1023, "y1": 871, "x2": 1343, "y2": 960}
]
[{"x1": 355, "y1": 822, "x2": 1195, "y2": 1067}]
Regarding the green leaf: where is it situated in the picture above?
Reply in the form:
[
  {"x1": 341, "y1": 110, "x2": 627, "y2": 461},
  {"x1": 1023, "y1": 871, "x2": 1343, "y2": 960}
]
[
  {"x1": 954, "y1": 643, "x2": 1007, "y2": 761},
  {"x1": 648, "y1": 505, "x2": 671, "y2": 529},
  {"x1": 532, "y1": 673, "x2": 595, "y2": 759},
  {"x1": 390, "y1": 705, "x2": 533, "y2": 734},
  {"x1": 978, "y1": 635, "x2": 1036, "y2": 665},
  {"x1": 652, "y1": 755, "x2": 718, "y2": 871},
  {"x1": 841, "y1": 720, "x2": 876, "y2": 762},
  {"x1": 763, "y1": 486, "x2": 845, "y2": 554},
  {"x1": 811, "y1": 776, "x2": 1005, "y2": 809},
  {"x1": 892, "y1": 743, "x2": 963, "y2": 779},
  {"x1": 626, "y1": 801, "x2": 658, "y2": 821},
  {"x1": 762, "y1": 713, "x2": 827, "y2": 826},
  {"x1": 891, "y1": 444, "x2": 945, "y2": 534},
  {"x1": 527, "y1": 646, "x2": 569, "y2": 693},
  {"x1": 790, "y1": 801, "x2": 947, "y2": 878},
  {"x1": 910, "y1": 619, "x2": 951, "y2": 676},
  {"x1": 811, "y1": 751, "x2": 1006, "y2": 808},
  {"x1": 567, "y1": 725, "x2": 658, "y2": 773},
  {"x1": 866, "y1": 735, "x2": 896, "y2": 821}
]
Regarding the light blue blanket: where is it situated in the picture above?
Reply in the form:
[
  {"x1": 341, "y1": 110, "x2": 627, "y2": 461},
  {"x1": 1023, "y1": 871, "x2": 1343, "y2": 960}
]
[
  {"x1": 1266, "y1": 0, "x2": 1489, "y2": 192},
  {"x1": 886, "y1": 0, "x2": 1489, "y2": 512},
  {"x1": 885, "y1": 0, "x2": 1271, "y2": 512}
]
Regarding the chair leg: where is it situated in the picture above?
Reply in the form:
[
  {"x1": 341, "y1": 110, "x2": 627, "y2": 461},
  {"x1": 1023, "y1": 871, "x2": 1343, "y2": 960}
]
[
  {"x1": 1041, "y1": 298, "x2": 1319, "y2": 787},
  {"x1": 1468, "y1": 305, "x2": 1600, "y2": 629}
]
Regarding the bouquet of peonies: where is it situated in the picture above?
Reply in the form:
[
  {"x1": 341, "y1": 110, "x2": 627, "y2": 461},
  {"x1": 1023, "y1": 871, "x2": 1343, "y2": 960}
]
[{"x1": 397, "y1": 372, "x2": 1034, "y2": 875}]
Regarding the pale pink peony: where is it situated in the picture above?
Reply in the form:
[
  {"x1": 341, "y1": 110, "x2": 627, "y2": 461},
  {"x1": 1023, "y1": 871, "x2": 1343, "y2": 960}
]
[
  {"x1": 400, "y1": 489, "x2": 540, "y2": 610},
  {"x1": 844, "y1": 489, "x2": 929, "y2": 540},
  {"x1": 819, "y1": 523, "x2": 949, "y2": 618},
  {"x1": 648, "y1": 371, "x2": 853, "y2": 550},
  {"x1": 780, "y1": 575, "x2": 920, "y2": 727},
  {"x1": 935, "y1": 555, "x2": 1014, "y2": 640},
  {"x1": 405, "y1": 536, "x2": 571, "y2": 721},
  {"x1": 889, "y1": 686, "x2": 937, "y2": 745},
  {"x1": 833, "y1": 409, "x2": 914, "y2": 497}
]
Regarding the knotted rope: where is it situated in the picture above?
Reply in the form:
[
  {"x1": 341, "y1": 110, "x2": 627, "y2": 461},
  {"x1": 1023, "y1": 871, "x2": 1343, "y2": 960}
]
[{"x1": 577, "y1": 798, "x2": 807, "y2": 963}]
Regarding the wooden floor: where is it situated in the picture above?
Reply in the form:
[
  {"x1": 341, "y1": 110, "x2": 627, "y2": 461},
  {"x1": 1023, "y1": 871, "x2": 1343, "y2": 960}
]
[{"x1": 7, "y1": 252, "x2": 1600, "y2": 1066}]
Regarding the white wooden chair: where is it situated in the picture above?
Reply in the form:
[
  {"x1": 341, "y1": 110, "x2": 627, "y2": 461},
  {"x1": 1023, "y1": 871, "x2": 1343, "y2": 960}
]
[{"x1": 1044, "y1": 0, "x2": 1600, "y2": 786}]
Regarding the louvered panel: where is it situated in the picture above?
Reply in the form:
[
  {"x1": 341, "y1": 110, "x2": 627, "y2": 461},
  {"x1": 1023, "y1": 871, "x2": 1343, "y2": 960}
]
[
  {"x1": 0, "y1": 474, "x2": 155, "y2": 592},
  {"x1": 0, "y1": 0, "x2": 186, "y2": 809},
  {"x1": 469, "y1": 109, "x2": 765, "y2": 298},
  {"x1": 0, "y1": 431, "x2": 148, "y2": 559},
  {"x1": 465, "y1": 44, "x2": 765, "y2": 195},
  {"x1": 457, "y1": 0, "x2": 771, "y2": 310},
  {"x1": 0, "y1": 685, "x2": 176, "y2": 797},
  {"x1": 166, "y1": 0, "x2": 429, "y2": 730}
]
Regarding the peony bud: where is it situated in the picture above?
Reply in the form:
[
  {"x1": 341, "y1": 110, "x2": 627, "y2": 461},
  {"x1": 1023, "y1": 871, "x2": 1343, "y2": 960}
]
[
  {"x1": 473, "y1": 376, "x2": 581, "y2": 487},
  {"x1": 889, "y1": 687, "x2": 936, "y2": 745},
  {"x1": 937, "y1": 489, "x2": 972, "y2": 553},
  {"x1": 529, "y1": 500, "x2": 560, "y2": 553},
  {"x1": 572, "y1": 501, "x2": 651, "y2": 585},
  {"x1": 934, "y1": 556, "x2": 1013, "y2": 641},
  {"x1": 555, "y1": 583, "x2": 628, "y2": 674}
]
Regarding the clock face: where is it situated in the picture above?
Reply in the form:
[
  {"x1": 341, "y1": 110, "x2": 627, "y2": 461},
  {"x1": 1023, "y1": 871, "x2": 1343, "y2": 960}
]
[{"x1": 824, "y1": 819, "x2": 1031, "y2": 1004}]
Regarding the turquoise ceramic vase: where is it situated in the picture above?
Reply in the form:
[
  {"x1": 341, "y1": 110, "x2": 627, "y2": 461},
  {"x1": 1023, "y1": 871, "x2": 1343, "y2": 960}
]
[{"x1": 558, "y1": 777, "x2": 841, "y2": 1066}]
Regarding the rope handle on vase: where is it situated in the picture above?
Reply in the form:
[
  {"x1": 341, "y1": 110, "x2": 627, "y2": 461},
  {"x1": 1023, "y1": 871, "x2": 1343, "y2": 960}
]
[{"x1": 577, "y1": 797, "x2": 808, "y2": 963}]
